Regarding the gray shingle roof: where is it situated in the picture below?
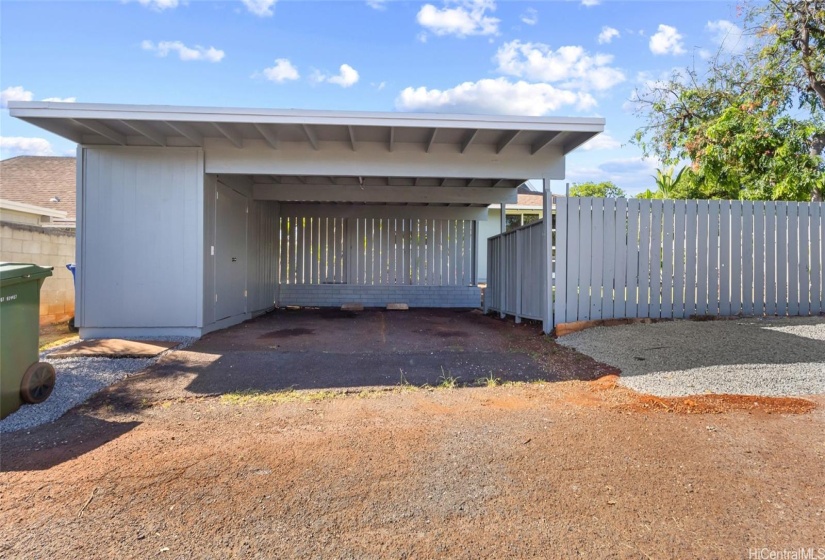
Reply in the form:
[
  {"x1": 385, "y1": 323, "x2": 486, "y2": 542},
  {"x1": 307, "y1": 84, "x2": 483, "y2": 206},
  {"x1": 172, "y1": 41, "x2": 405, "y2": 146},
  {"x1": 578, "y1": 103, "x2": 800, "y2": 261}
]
[{"x1": 0, "y1": 156, "x2": 76, "y2": 224}]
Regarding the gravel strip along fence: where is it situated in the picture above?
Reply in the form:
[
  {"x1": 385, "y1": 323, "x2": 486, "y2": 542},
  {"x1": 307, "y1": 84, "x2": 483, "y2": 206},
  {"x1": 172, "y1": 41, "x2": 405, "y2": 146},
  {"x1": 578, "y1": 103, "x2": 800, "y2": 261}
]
[
  {"x1": 0, "y1": 337, "x2": 195, "y2": 433},
  {"x1": 557, "y1": 317, "x2": 825, "y2": 397}
]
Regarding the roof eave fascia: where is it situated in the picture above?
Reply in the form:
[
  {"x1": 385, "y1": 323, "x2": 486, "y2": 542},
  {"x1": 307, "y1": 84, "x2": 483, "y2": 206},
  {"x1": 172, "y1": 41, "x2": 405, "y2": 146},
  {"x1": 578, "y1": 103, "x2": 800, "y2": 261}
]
[{"x1": 8, "y1": 101, "x2": 606, "y2": 133}]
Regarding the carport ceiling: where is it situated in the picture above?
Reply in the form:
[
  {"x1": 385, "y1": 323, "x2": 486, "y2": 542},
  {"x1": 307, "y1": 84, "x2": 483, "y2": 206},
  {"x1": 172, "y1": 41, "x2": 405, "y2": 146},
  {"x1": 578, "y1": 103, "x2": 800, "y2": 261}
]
[{"x1": 9, "y1": 102, "x2": 605, "y2": 157}]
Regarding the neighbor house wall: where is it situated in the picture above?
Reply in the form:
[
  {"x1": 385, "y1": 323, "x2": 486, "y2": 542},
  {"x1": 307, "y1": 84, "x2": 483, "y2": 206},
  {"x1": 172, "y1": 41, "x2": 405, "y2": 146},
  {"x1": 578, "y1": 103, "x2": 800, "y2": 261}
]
[
  {"x1": 78, "y1": 147, "x2": 204, "y2": 338},
  {"x1": 0, "y1": 222, "x2": 75, "y2": 324}
]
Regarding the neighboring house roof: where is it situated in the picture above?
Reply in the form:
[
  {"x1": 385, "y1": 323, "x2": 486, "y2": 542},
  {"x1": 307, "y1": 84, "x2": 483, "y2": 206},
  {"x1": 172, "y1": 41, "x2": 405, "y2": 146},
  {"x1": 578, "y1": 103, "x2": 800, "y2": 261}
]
[
  {"x1": 489, "y1": 192, "x2": 564, "y2": 210},
  {"x1": 0, "y1": 156, "x2": 76, "y2": 226},
  {"x1": 516, "y1": 193, "x2": 544, "y2": 208}
]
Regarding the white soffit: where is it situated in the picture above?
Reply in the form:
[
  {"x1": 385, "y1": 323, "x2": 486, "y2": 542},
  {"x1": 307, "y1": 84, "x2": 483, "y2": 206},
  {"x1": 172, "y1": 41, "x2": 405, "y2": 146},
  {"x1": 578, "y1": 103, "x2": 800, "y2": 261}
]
[{"x1": 9, "y1": 101, "x2": 605, "y2": 157}]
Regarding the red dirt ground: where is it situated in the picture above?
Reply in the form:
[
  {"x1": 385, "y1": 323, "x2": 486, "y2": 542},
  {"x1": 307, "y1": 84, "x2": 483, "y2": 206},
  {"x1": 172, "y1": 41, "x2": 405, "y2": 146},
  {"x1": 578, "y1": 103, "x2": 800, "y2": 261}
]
[{"x1": 1, "y1": 312, "x2": 822, "y2": 559}]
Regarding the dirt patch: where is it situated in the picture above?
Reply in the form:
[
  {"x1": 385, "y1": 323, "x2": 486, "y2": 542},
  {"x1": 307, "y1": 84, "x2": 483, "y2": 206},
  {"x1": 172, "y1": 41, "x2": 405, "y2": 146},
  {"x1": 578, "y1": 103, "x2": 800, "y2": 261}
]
[
  {"x1": 1, "y1": 385, "x2": 823, "y2": 559},
  {"x1": 617, "y1": 393, "x2": 817, "y2": 415},
  {"x1": 3, "y1": 310, "x2": 822, "y2": 557},
  {"x1": 258, "y1": 327, "x2": 314, "y2": 339}
]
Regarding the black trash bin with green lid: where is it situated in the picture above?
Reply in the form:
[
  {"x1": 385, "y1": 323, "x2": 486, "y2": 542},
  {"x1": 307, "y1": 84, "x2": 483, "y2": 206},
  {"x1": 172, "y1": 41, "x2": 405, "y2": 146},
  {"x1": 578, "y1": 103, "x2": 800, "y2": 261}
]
[{"x1": 1, "y1": 263, "x2": 56, "y2": 420}]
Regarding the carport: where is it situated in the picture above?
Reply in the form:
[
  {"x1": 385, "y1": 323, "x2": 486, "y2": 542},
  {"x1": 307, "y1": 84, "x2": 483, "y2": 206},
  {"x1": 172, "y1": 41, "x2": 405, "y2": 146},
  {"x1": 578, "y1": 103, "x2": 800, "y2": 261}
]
[{"x1": 10, "y1": 102, "x2": 603, "y2": 338}]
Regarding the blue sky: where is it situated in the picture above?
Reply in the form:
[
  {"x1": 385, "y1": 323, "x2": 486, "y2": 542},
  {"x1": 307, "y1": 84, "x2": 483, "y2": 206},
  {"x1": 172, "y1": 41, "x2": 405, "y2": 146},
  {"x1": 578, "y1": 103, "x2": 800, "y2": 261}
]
[{"x1": 1, "y1": 0, "x2": 746, "y2": 194}]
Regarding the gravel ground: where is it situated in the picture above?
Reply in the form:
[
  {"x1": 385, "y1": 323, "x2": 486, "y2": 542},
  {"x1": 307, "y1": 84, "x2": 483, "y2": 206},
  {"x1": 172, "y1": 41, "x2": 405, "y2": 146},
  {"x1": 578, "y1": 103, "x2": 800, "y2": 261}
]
[
  {"x1": 0, "y1": 337, "x2": 195, "y2": 433},
  {"x1": 557, "y1": 317, "x2": 825, "y2": 397}
]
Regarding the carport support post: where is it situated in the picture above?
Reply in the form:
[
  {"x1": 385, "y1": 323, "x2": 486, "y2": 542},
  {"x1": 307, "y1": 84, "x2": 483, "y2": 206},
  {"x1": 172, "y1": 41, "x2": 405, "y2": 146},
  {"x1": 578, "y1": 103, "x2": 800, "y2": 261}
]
[
  {"x1": 499, "y1": 202, "x2": 507, "y2": 319},
  {"x1": 542, "y1": 178, "x2": 553, "y2": 335}
]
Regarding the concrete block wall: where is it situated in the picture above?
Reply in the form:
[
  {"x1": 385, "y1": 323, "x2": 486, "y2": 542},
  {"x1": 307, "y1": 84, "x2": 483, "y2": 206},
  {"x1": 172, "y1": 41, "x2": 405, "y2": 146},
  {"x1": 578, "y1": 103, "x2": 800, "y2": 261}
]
[
  {"x1": 279, "y1": 284, "x2": 482, "y2": 309},
  {"x1": 0, "y1": 223, "x2": 76, "y2": 325}
]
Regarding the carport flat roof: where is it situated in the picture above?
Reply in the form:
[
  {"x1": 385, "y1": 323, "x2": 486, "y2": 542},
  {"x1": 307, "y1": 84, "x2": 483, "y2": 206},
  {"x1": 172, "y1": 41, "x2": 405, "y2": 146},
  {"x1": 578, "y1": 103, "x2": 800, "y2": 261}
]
[{"x1": 9, "y1": 101, "x2": 605, "y2": 156}]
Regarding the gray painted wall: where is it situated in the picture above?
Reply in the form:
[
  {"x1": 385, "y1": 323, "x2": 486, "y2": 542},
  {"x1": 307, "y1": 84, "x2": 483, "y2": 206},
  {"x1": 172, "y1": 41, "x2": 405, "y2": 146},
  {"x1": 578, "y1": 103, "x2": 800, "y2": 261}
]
[{"x1": 78, "y1": 147, "x2": 203, "y2": 336}]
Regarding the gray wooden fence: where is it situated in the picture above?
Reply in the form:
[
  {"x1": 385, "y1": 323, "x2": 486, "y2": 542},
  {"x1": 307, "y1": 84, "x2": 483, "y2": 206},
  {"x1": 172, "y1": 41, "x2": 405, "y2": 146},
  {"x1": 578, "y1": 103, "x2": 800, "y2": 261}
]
[
  {"x1": 488, "y1": 197, "x2": 825, "y2": 329},
  {"x1": 279, "y1": 216, "x2": 475, "y2": 286},
  {"x1": 554, "y1": 198, "x2": 824, "y2": 324},
  {"x1": 485, "y1": 220, "x2": 545, "y2": 321}
]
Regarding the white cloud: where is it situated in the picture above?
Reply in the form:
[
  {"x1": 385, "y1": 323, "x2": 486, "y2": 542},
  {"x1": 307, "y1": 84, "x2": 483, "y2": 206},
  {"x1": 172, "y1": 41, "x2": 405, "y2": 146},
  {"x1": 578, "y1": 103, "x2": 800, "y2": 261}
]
[
  {"x1": 396, "y1": 77, "x2": 596, "y2": 116},
  {"x1": 366, "y1": 0, "x2": 387, "y2": 9},
  {"x1": 416, "y1": 0, "x2": 500, "y2": 38},
  {"x1": 313, "y1": 64, "x2": 360, "y2": 88},
  {"x1": 520, "y1": 7, "x2": 538, "y2": 25},
  {"x1": 581, "y1": 0, "x2": 600, "y2": 6},
  {"x1": 241, "y1": 0, "x2": 276, "y2": 17},
  {"x1": 260, "y1": 58, "x2": 299, "y2": 82},
  {"x1": 598, "y1": 26, "x2": 620, "y2": 44},
  {"x1": 581, "y1": 132, "x2": 621, "y2": 151},
  {"x1": 131, "y1": 0, "x2": 180, "y2": 10},
  {"x1": 706, "y1": 19, "x2": 750, "y2": 55},
  {"x1": 494, "y1": 40, "x2": 625, "y2": 91},
  {"x1": 141, "y1": 40, "x2": 225, "y2": 62},
  {"x1": 42, "y1": 97, "x2": 77, "y2": 103},
  {"x1": 1, "y1": 86, "x2": 33, "y2": 108},
  {"x1": 566, "y1": 155, "x2": 660, "y2": 194},
  {"x1": 0, "y1": 136, "x2": 54, "y2": 158},
  {"x1": 649, "y1": 24, "x2": 685, "y2": 55}
]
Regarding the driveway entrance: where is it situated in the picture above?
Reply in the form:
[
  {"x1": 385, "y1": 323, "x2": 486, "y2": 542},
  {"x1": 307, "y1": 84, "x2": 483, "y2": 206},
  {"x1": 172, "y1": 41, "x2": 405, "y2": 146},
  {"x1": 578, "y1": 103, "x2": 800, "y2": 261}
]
[{"x1": 121, "y1": 308, "x2": 611, "y2": 400}]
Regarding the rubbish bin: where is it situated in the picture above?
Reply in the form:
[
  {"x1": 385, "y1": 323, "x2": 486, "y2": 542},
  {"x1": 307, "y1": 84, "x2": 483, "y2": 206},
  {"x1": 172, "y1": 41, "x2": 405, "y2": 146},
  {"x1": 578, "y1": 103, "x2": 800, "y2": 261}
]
[{"x1": 0, "y1": 263, "x2": 56, "y2": 419}]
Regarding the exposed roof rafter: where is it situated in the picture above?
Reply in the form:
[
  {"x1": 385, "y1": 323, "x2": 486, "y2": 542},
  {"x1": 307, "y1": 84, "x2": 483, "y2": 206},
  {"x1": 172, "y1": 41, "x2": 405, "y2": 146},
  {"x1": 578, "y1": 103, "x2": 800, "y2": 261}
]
[
  {"x1": 164, "y1": 121, "x2": 203, "y2": 146},
  {"x1": 530, "y1": 131, "x2": 561, "y2": 155},
  {"x1": 72, "y1": 119, "x2": 126, "y2": 145},
  {"x1": 460, "y1": 129, "x2": 479, "y2": 154},
  {"x1": 253, "y1": 123, "x2": 279, "y2": 150},
  {"x1": 302, "y1": 124, "x2": 319, "y2": 150},
  {"x1": 347, "y1": 125, "x2": 358, "y2": 152},
  {"x1": 213, "y1": 123, "x2": 244, "y2": 148},
  {"x1": 496, "y1": 130, "x2": 520, "y2": 154},
  {"x1": 426, "y1": 128, "x2": 439, "y2": 153},
  {"x1": 120, "y1": 120, "x2": 166, "y2": 147}
]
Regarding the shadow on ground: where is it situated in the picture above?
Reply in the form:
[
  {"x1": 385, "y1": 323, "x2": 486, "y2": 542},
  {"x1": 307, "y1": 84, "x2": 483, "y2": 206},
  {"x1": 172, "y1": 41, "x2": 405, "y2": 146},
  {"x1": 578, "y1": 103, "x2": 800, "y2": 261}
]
[
  {"x1": 134, "y1": 308, "x2": 605, "y2": 397},
  {"x1": 0, "y1": 415, "x2": 140, "y2": 472}
]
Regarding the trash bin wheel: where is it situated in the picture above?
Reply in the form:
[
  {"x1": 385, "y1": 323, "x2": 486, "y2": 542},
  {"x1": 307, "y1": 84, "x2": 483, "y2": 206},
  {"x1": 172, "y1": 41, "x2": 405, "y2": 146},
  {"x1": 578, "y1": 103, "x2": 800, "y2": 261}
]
[{"x1": 20, "y1": 362, "x2": 56, "y2": 404}]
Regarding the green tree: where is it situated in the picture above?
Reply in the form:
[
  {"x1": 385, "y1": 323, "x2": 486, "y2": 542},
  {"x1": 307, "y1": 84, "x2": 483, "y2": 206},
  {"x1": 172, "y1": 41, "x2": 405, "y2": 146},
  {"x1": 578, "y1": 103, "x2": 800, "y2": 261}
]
[
  {"x1": 632, "y1": 0, "x2": 825, "y2": 201},
  {"x1": 568, "y1": 181, "x2": 626, "y2": 198}
]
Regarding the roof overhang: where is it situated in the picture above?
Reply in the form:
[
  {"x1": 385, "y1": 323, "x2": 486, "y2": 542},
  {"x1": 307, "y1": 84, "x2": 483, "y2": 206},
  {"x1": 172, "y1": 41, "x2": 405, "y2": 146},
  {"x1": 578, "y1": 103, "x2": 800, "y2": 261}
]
[
  {"x1": 9, "y1": 101, "x2": 604, "y2": 156},
  {"x1": 0, "y1": 198, "x2": 68, "y2": 219},
  {"x1": 10, "y1": 102, "x2": 604, "y2": 208}
]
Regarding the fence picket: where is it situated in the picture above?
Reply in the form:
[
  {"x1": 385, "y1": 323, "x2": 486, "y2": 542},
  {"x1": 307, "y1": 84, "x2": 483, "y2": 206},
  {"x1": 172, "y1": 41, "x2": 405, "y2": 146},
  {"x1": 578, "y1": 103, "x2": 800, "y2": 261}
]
[
  {"x1": 555, "y1": 197, "x2": 569, "y2": 324},
  {"x1": 590, "y1": 198, "x2": 604, "y2": 319},
  {"x1": 730, "y1": 201, "x2": 743, "y2": 314},
  {"x1": 788, "y1": 203, "x2": 800, "y2": 315},
  {"x1": 637, "y1": 200, "x2": 651, "y2": 317},
  {"x1": 661, "y1": 200, "x2": 675, "y2": 318},
  {"x1": 566, "y1": 199, "x2": 580, "y2": 322},
  {"x1": 672, "y1": 200, "x2": 686, "y2": 318},
  {"x1": 811, "y1": 203, "x2": 822, "y2": 314},
  {"x1": 742, "y1": 202, "x2": 754, "y2": 315},
  {"x1": 625, "y1": 200, "x2": 640, "y2": 319},
  {"x1": 578, "y1": 198, "x2": 593, "y2": 320},
  {"x1": 612, "y1": 199, "x2": 627, "y2": 319},
  {"x1": 719, "y1": 200, "x2": 731, "y2": 316},
  {"x1": 799, "y1": 204, "x2": 810, "y2": 315},
  {"x1": 684, "y1": 201, "x2": 697, "y2": 317},
  {"x1": 602, "y1": 198, "x2": 616, "y2": 319},
  {"x1": 776, "y1": 203, "x2": 788, "y2": 315},
  {"x1": 708, "y1": 201, "x2": 721, "y2": 315}
]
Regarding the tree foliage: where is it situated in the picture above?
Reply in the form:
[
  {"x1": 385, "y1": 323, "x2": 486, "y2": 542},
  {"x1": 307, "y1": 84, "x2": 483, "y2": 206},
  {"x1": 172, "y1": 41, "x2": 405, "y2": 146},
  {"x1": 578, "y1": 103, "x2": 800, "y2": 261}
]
[
  {"x1": 568, "y1": 181, "x2": 626, "y2": 198},
  {"x1": 633, "y1": 0, "x2": 825, "y2": 201}
]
